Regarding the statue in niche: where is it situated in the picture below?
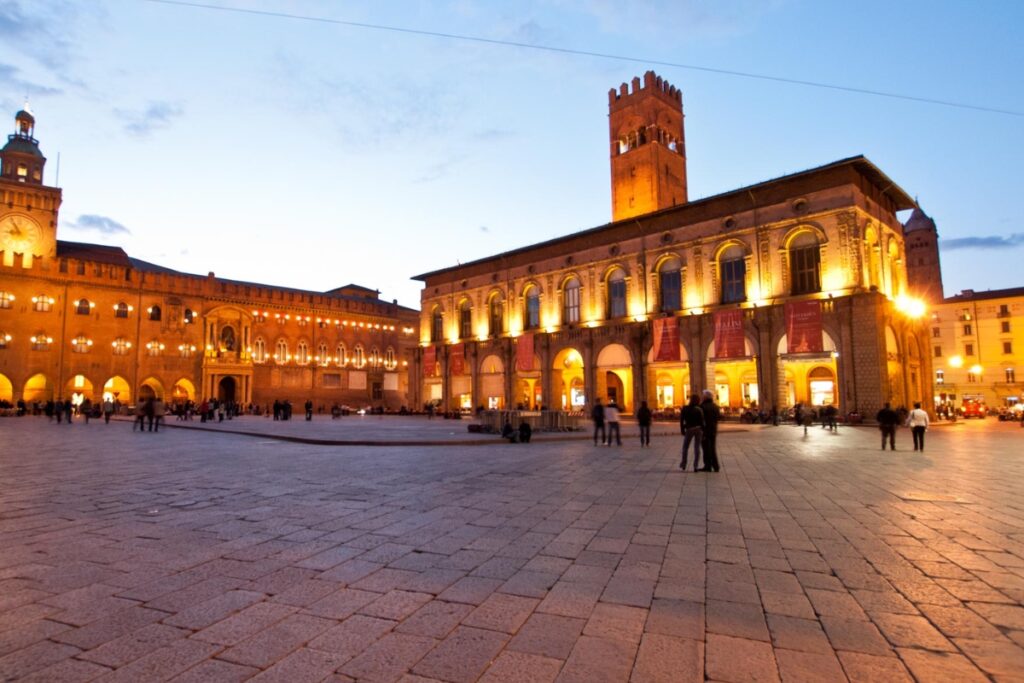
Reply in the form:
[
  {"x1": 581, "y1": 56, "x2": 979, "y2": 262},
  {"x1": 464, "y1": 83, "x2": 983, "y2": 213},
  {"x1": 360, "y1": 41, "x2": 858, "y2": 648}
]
[{"x1": 221, "y1": 325, "x2": 236, "y2": 352}]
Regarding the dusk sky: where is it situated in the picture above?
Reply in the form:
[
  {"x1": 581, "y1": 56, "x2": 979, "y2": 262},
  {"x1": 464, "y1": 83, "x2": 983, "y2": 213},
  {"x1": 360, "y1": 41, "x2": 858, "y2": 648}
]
[{"x1": 2, "y1": 1, "x2": 1021, "y2": 308}]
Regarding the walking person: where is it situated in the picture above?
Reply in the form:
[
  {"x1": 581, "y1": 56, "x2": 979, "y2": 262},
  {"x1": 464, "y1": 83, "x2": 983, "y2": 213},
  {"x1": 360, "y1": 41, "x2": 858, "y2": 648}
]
[
  {"x1": 144, "y1": 397, "x2": 156, "y2": 432},
  {"x1": 81, "y1": 397, "x2": 92, "y2": 424},
  {"x1": 699, "y1": 390, "x2": 721, "y2": 472},
  {"x1": 63, "y1": 398, "x2": 73, "y2": 425},
  {"x1": 906, "y1": 402, "x2": 930, "y2": 451},
  {"x1": 680, "y1": 394, "x2": 704, "y2": 471},
  {"x1": 876, "y1": 402, "x2": 899, "y2": 450},
  {"x1": 591, "y1": 399, "x2": 606, "y2": 446},
  {"x1": 103, "y1": 397, "x2": 114, "y2": 424},
  {"x1": 605, "y1": 400, "x2": 622, "y2": 446},
  {"x1": 133, "y1": 399, "x2": 147, "y2": 432},
  {"x1": 305, "y1": 399, "x2": 314, "y2": 421},
  {"x1": 54, "y1": 398, "x2": 62, "y2": 424},
  {"x1": 637, "y1": 401, "x2": 652, "y2": 447},
  {"x1": 152, "y1": 398, "x2": 165, "y2": 432}
]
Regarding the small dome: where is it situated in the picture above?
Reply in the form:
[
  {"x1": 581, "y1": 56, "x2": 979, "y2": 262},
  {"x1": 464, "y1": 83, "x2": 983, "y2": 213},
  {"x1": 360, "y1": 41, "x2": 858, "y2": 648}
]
[{"x1": 15, "y1": 109, "x2": 35, "y2": 125}]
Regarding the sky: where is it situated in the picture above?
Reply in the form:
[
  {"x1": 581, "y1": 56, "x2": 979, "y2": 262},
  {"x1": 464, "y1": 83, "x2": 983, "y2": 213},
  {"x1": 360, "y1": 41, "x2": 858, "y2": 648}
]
[{"x1": 1, "y1": 0, "x2": 1022, "y2": 309}]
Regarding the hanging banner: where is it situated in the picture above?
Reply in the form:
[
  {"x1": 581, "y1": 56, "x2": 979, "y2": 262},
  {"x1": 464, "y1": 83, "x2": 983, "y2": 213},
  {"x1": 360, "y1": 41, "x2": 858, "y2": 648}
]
[
  {"x1": 449, "y1": 343, "x2": 465, "y2": 375},
  {"x1": 516, "y1": 333, "x2": 535, "y2": 372},
  {"x1": 714, "y1": 310, "x2": 746, "y2": 359},
  {"x1": 785, "y1": 300, "x2": 824, "y2": 353},
  {"x1": 422, "y1": 345, "x2": 437, "y2": 376},
  {"x1": 652, "y1": 317, "x2": 680, "y2": 362}
]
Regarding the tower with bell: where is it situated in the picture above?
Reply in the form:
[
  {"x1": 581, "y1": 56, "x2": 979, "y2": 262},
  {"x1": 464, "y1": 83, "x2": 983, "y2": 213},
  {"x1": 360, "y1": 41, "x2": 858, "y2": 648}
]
[{"x1": 0, "y1": 105, "x2": 61, "y2": 268}]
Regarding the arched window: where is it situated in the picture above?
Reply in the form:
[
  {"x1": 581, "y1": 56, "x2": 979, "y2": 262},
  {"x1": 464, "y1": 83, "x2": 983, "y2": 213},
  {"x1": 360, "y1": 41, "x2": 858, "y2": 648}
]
[
  {"x1": 32, "y1": 295, "x2": 53, "y2": 312},
  {"x1": 606, "y1": 268, "x2": 627, "y2": 319},
  {"x1": 30, "y1": 332, "x2": 52, "y2": 350},
  {"x1": 76, "y1": 298, "x2": 91, "y2": 315},
  {"x1": 114, "y1": 302, "x2": 130, "y2": 319},
  {"x1": 790, "y1": 232, "x2": 821, "y2": 295},
  {"x1": 384, "y1": 346, "x2": 397, "y2": 370},
  {"x1": 459, "y1": 300, "x2": 472, "y2": 340},
  {"x1": 719, "y1": 245, "x2": 747, "y2": 304},
  {"x1": 353, "y1": 344, "x2": 366, "y2": 368},
  {"x1": 369, "y1": 346, "x2": 381, "y2": 367},
  {"x1": 275, "y1": 338, "x2": 288, "y2": 363},
  {"x1": 178, "y1": 343, "x2": 196, "y2": 358},
  {"x1": 183, "y1": 308, "x2": 195, "y2": 324},
  {"x1": 145, "y1": 340, "x2": 163, "y2": 357},
  {"x1": 562, "y1": 277, "x2": 581, "y2": 325},
  {"x1": 71, "y1": 335, "x2": 92, "y2": 353},
  {"x1": 253, "y1": 337, "x2": 266, "y2": 363},
  {"x1": 0, "y1": 291, "x2": 13, "y2": 309},
  {"x1": 488, "y1": 293, "x2": 504, "y2": 337},
  {"x1": 149, "y1": 304, "x2": 162, "y2": 321},
  {"x1": 658, "y1": 258, "x2": 682, "y2": 313},
  {"x1": 296, "y1": 340, "x2": 310, "y2": 364},
  {"x1": 524, "y1": 285, "x2": 540, "y2": 330},
  {"x1": 430, "y1": 306, "x2": 443, "y2": 342},
  {"x1": 336, "y1": 343, "x2": 347, "y2": 366},
  {"x1": 317, "y1": 342, "x2": 329, "y2": 365},
  {"x1": 111, "y1": 337, "x2": 131, "y2": 355}
]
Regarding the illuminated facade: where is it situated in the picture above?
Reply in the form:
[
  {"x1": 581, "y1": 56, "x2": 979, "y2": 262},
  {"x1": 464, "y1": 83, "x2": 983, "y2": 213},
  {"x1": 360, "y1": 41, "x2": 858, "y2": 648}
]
[
  {"x1": 931, "y1": 287, "x2": 1024, "y2": 410},
  {"x1": 0, "y1": 108, "x2": 419, "y2": 408},
  {"x1": 412, "y1": 72, "x2": 932, "y2": 415}
]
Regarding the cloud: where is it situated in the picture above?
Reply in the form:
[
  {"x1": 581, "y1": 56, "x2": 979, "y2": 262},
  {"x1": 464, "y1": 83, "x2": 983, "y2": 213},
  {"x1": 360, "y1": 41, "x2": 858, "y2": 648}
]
[
  {"x1": 0, "y1": 1, "x2": 78, "y2": 70},
  {"x1": 116, "y1": 101, "x2": 184, "y2": 137},
  {"x1": 66, "y1": 214, "x2": 131, "y2": 236},
  {"x1": 0, "y1": 63, "x2": 62, "y2": 102},
  {"x1": 940, "y1": 234, "x2": 1024, "y2": 251}
]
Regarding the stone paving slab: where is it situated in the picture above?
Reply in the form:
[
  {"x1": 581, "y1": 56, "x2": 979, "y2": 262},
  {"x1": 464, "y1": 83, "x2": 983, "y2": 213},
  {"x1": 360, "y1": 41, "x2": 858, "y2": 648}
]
[{"x1": 0, "y1": 416, "x2": 1022, "y2": 681}]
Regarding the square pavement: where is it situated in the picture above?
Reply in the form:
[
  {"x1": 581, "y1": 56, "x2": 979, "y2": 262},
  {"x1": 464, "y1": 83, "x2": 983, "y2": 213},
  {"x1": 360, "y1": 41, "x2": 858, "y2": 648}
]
[{"x1": 1, "y1": 415, "x2": 1022, "y2": 682}]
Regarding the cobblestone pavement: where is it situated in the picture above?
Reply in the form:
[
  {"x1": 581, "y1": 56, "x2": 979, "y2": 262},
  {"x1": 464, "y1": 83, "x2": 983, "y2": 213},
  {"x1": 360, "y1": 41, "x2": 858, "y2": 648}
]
[{"x1": 1, "y1": 417, "x2": 1022, "y2": 682}]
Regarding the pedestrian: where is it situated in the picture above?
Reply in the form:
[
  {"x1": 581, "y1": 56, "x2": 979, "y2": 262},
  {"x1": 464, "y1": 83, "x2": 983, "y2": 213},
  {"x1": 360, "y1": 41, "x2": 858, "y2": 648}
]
[
  {"x1": 605, "y1": 400, "x2": 622, "y2": 446},
  {"x1": 876, "y1": 402, "x2": 899, "y2": 450},
  {"x1": 699, "y1": 390, "x2": 721, "y2": 472},
  {"x1": 63, "y1": 398, "x2": 73, "y2": 425},
  {"x1": 54, "y1": 398, "x2": 62, "y2": 424},
  {"x1": 81, "y1": 397, "x2": 92, "y2": 424},
  {"x1": 153, "y1": 398, "x2": 165, "y2": 432},
  {"x1": 679, "y1": 394, "x2": 704, "y2": 471},
  {"x1": 144, "y1": 397, "x2": 156, "y2": 432},
  {"x1": 518, "y1": 421, "x2": 532, "y2": 443},
  {"x1": 591, "y1": 399, "x2": 606, "y2": 446},
  {"x1": 305, "y1": 399, "x2": 313, "y2": 421},
  {"x1": 637, "y1": 400, "x2": 652, "y2": 447},
  {"x1": 103, "y1": 397, "x2": 114, "y2": 424},
  {"x1": 906, "y1": 401, "x2": 930, "y2": 451}
]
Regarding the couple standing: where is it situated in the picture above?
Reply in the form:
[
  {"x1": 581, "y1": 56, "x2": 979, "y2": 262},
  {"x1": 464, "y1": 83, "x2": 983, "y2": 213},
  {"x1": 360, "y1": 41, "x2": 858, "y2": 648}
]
[{"x1": 680, "y1": 390, "x2": 721, "y2": 472}]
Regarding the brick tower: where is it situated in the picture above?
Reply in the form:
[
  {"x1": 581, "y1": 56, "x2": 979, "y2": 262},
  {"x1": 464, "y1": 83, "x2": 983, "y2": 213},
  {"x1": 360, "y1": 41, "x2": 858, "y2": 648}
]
[
  {"x1": 0, "y1": 106, "x2": 61, "y2": 268},
  {"x1": 902, "y1": 205, "x2": 944, "y2": 303},
  {"x1": 608, "y1": 71, "x2": 688, "y2": 222}
]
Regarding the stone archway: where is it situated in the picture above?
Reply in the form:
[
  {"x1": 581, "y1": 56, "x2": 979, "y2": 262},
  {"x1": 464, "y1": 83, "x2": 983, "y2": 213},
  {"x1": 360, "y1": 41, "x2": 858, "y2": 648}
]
[
  {"x1": 552, "y1": 347, "x2": 585, "y2": 411},
  {"x1": 23, "y1": 373, "x2": 50, "y2": 402},
  {"x1": 103, "y1": 376, "x2": 131, "y2": 404},
  {"x1": 0, "y1": 373, "x2": 13, "y2": 403},
  {"x1": 218, "y1": 376, "x2": 237, "y2": 403},
  {"x1": 596, "y1": 343, "x2": 632, "y2": 413},
  {"x1": 172, "y1": 378, "x2": 196, "y2": 401},
  {"x1": 140, "y1": 376, "x2": 164, "y2": 401}
]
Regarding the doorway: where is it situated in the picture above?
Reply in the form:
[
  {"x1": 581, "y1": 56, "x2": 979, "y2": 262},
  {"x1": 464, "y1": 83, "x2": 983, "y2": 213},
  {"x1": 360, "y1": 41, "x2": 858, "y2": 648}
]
[{"x1": 218, "y1": 377, "x2": 236, "y2": 403}]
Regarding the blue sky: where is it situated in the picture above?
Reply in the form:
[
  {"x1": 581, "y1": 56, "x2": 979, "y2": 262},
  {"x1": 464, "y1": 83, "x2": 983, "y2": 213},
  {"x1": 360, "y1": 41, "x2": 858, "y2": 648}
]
[{"x1": 2, "y1": 0, "x2": 1021, "y2": 307}]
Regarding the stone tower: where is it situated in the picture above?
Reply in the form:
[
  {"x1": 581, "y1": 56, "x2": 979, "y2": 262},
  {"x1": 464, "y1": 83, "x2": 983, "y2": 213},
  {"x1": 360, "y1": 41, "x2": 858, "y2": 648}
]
[
  {"x1": 0, "y1": 106, "x2": 61, "y2": 268},
  {"x1": 902, "y1": 205, "x2": 944, "y2": 303},
  {"x1": 608, "y1": 71, "x2": 688, "y2": 222}
]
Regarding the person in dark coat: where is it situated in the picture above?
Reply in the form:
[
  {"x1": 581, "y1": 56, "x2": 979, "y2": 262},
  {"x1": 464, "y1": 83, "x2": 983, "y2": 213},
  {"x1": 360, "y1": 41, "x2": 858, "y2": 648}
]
[
  {"x1": 636, "y1": 401, "x2": 652, "y2": 447},
  {"x1": 699, "y1": 390, "x2": 721, "y2": 472},
  {"x1": 876, "y1": 402, "x2": 900, "y2": 450},
  {"x1": 591, "y1": 399, "x2": 606, "y2": 446},
  {"x1": 305, "y1": 399, "x2": 313, "y2": 421},
  {"x1": 518, "y1": 421, "x2": 532, "y2": 443},
  {"x1": 679, "y1": 394, "x2": 705, "y2": 471}
]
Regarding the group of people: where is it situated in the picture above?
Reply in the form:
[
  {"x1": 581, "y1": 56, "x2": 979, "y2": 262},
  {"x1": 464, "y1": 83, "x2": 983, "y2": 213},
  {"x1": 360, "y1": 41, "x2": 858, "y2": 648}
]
[
  {"x1": 590, "y1": 399, "x2": 624, "y2": 446},
  {"x1": 876, "y1": 401, "x2": 931, "y2": 451}
]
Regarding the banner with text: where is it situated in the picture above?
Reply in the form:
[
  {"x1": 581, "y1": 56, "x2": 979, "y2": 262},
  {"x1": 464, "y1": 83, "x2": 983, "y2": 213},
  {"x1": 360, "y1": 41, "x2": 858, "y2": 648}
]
[
  {"x1": 449, "y1": 343, "x2": 465, "y2": 375},
  {"x1": 422, "y1": 345, "x2": 437, "y2": 376},
  {"x1": 785, "y1": 300, "x2": 824, "y2": 353},
  {"x1": 652, "y1": 317, "x2": 681, "y2": 362},
  {"x1": 714, "y1": 309, "x2": 746, "y2": 359},
  {"x1": 516, "y1": 333, "x2": 535, "y2": 372}
]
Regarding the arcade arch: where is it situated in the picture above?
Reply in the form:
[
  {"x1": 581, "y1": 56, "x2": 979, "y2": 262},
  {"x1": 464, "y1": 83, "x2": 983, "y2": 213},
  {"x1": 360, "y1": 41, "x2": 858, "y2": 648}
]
[
  {"x1": 23, "y1": 373, "x2": 49, "y2": 402},
  {"x1": 103, "y1": 375, "x2": 131, "y2": 403},
  {"x1": 552, "y1": 347, "x2": 585, "y2": 411},
  {"x1": 0, "y1": 373, "x2": 11, "y2": 403},
  {"x1": 596, "y1": 343, "x2": 632, "y2": 412},
  {"x1": 479, "y1": 354, "x2": 505, "y2": 409}
]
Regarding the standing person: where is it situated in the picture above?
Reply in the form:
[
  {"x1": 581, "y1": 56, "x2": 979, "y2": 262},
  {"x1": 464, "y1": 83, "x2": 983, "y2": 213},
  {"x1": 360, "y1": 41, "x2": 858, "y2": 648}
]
[
  {"x1": 144, "y1": 397, "x2": 156, "y2": 432},
  {"x1": 152, "y1": 398, "x2": 165, "y2": 432},
  {"x1": 305, "y1": 399, "x2": 313, "y2": 421},
  {"x1": 63, "y1": 398, "x2": 73, "y2": 425},
  {"x1": 876, "y1": 402, "x2": 899, "y2": 450},
  {"x1": 81, "y1": 398, "x2": 92, "y2": 424},
  {"x1": 103, "y1": 397, "x2": 114, "y2": 424},
  {"x1": 679, "y1": 394, "x2": 704, "y2": 471},
  {"x1": 906, "y1": 402, "x2": 930, "y2": 451},
  {"x1": 133, "y1": 399, "x2": 147, "y2": 432},
  {"x1": 605, "y1": 400, "x2": 622, "y2": 446},
  {"x1": 699, "y1": 390, "x2": 721, "y2": 472},
  {"x1": 637, "y1": 401, "x2": 652, "y2": 447},
  {"x1": 591, "y1": 399, "x2": 606, "y2": 446},
  {"x1": 54, "y1": 398, "x2": 62, "y2": 424}
]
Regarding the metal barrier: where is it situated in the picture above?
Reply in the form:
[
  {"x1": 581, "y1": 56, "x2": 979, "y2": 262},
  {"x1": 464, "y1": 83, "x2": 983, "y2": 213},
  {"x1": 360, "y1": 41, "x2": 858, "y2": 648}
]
[{"x1": 476, "y1": 410, "x2": 585, "y2": 433}]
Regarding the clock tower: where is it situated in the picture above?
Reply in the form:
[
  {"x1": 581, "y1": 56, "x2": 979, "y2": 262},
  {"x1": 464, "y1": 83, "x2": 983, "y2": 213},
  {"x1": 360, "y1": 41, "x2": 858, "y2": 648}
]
[{"x1": 1, "y1": 106, "x2": 61, "y2": 268}]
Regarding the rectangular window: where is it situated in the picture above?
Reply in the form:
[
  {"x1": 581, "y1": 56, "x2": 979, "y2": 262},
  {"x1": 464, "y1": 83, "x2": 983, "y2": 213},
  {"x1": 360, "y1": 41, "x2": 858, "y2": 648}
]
[
  {"x1": 720, "y1": 258, "x2": 746, "y2": 304},
  {"x1": 935, "y1": 369, "x2": 945, "y2": 384},
  {"x1": 789, "y1": 246, "x2": 821, "y2": 295},
  {"x1": 963, "y1": 324, "x2": 972, "y2": 335},
  {"x1": 1006, "y1": 368, "x2": 1016, "y2": 383},
  {"x1": 967, "y1": 372, "x2": 977, "y2": 383},
  {"x1": 1001, "y1": 321, "x2": 1011, "y2": 333},
  {"x1": 999, "y1": 304, "x2": 1010, "y2": 317},
  {"x1": 934, "y1": 346, "x2": 942, "y2": 358},
  {"x1": 659, "y1": 270, "x2": 681, "y2": 312},
  {"x1": 932, "y1": 327, "x2": 940, "y2": 338},
  {"x1": 459, "y1": 307, "x2": 472, "y2": 339},
  {"x1": 965, "y1": 343, "x2": 974, "y2": 356},
  {"x1": 564, "y1": 287, "x2": 580, "y2": 324},
  {"x1": 608, "y1": 280, "x2": 627, "y2": 318},
  {"x1": 431, "y1": 313, "x2": 443, "y2": 342},
  {"x1": 1004, "y1": 341, "x2": 1013, "y2": 355},
  {"x1": 0, "y1": 292, "x2": 12, "y2": 309},
  {"x1": 526, "y1": 294, "x2": 540, "y2": 330}
]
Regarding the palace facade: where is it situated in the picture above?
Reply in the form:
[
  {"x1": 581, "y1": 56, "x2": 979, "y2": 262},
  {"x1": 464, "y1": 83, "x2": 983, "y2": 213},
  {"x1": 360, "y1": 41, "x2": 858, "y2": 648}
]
[
  {"x1": 411, "y1": 72, "x2": 933, "y2": 416},
  {"x1": 0, "y1": 108, "x2": 419, "y2": 408}
]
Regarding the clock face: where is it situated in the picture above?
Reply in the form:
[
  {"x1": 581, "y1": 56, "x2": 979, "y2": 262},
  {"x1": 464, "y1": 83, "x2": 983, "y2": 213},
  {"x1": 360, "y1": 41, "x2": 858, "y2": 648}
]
[{"x1": 0, "y1": 215, "x2": 42, "y2": 253}]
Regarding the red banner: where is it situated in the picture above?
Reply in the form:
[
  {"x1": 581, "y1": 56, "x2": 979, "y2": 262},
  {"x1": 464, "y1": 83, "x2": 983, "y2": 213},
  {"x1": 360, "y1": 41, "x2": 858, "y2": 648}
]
[
  {"x1": 516, "y1": 333, "x2": 535, "y2": 372},
  {"x1": 652, "y1": 317, "x2": 680, "y2": 362},
  {"x1": 714, "y1": 310, "x2": 746, "y2": 359},
  {"x1": 449, "y1": 343, "x2": 465, "y2": 375},
  {"x1": 785, "y1": 300, "x2": 824, "y2": 353},
  {"x1": 422, "y1": 345, "x2": 436, "y2": 376}
]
